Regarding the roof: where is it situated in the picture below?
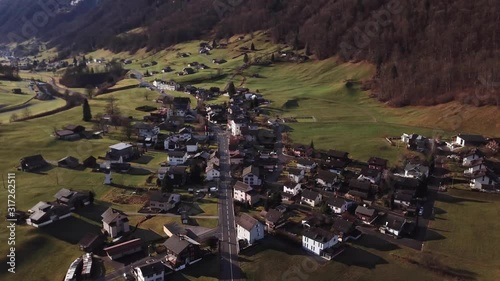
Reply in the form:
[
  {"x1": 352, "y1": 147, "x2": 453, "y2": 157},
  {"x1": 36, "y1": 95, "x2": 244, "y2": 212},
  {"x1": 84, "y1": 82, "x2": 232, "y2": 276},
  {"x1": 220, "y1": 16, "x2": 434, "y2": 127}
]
[
  {"x1": 101, "y1": 207, "x2": 128, "y2": 224},
  {"x1": 233, "y1": 181, "x2": 253, "y2": 192},
  {"x1": 237, "y1": 213, "x2": 259, "y2": 231},
  {"x1": 133, "y1": 122, "x2": 154, "y2": 130},
  {"x1": 368, "y1": 157, "x2": 388, "y2": 167},
  {"x1": 136, "y1": 261, "x2": 164, "y2": 277},
  {"x1": 348, "y1": 190, "x2": 370, "y2": 199},
  {"x1": 384, "y1": 214, "x2": 406, "y2": 230},
  {"x1": 79, "y1": 232, "x2": 103, "y2": 248},
  {"x1": 109, "y1": 143, "x2": 133, "y2": 151},
  {"x1": 103, "y1": 238, "x2": 143, "y2": 256},
  {"x1": 302, "y1": 189, "x2": 320, "y2": 201},
  {"x1": 326, "y1": 197, "x2": 347, "y2": 208},
  {"x1": 332, "y1": 218, "x2": 354, "y2": 234},
  {"x1": 54, "y1": 188, "x2": 73, "y2": 200},
  {"x1": 167, "y1": 151, "x2": 187, "y2": 158},
  {"x1": 303, "y1": 227, "x2": 336, "y2": 243},
  {"x1": 64, "y1": 124, "x2": 85, "y2": 131},
  {"x1": 317, "y1": 169, "x2": 337, "y2": 183},
  {"x1": 349, "y1": 179, "x2": 372, "y2": 191},
  {"x1": 296, "y1": 158, "x2": 316, "y2": 166},
  {"x1": 58, "y1": 156, "x2": 79, "y2": 167},
  {"x1": 163, "y1": 235, "x2": 192, "y2": 255},
  {"x1": 360, "y1": 167, "x2": 381, "y2": 178},
  {"x1": 288, "y1": 168, "x2": 304, "y2": 176},
  {"x1": 21, "y1": 154, "x2": 46, "y2": 164},
  {"x1": 404, "y1": 163, "x2": 429, "y2": 174},
  {"x1": 242, "y1": 165, "x2": 260, "y2": 178},
  {"x1": 394, "y1": 191, "x2": 414, "y2": 202},
  {"x1": 327, "y1": 150, "x2": 349, "y2": 159},
  {"x1": 392, "y1": 176, "x2": 421, "y2": 190},
  {"x1": 265, "y1": 209, "x2": 283, "y2": 224},
  {"x1": 56, "y1": 129, "x2": 76, "y2": 137},
  {"x1": 355, "y1": 206, "x2": 375, "y2": 217},
  {"x1": 457, "y1": 134, "x2": 487, "y2": 143}
]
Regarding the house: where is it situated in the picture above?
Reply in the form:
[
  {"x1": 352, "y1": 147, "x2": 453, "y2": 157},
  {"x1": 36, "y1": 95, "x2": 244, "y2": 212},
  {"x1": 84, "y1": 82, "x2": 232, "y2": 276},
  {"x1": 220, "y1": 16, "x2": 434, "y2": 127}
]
[
  {"x1": 134, "y1": 261, "x2": 165, "y2": 281},
  {"x1": 79, "y1": 233, "x2": 104, "y2": 252},
  {"x1": 163, "y1": 235, "x2": 203, "y2": 270},
  {"x1": 134, "y1": 123, "x2": 160, "y2": 145},
  {"x1": 393, "y1": 191, "x2": 414, "y2": 208},
  {"x1": 242, "y1": 165, "x2": 262, "y2": 186},
  {"x1": 401, "y1": 133, "x2": 429, "y2": 151},
  {"x1": 316, "y1": 169, "x2": 338, "y2": 189},
  {"x1": 296, "y1": 158, "x2": 317, "y2": 172},
  {"x1": 64, "y1": 124, "x2": 86, "y2": 134},
  {"x1": 265, "y1": 209, "x2": 286, "y2": 230},
  {"x1": 301, "y1": 189, "x2": 322, "y2": 207},
  {"x1": 205, "y1": 165, "x2": 220, "y2": 181},
  {"x1": 358, "y1": 167, "x2": 381, "y2": 184},
  {"x1": 103, "y1": 238, "x2": 143, "y2": 260},
  {"x1": 469, "y1": 170, "x2": 499, "y2": 189},
  {"x1": 172, "y1": 97, "x2": 192, "y2": 116},
  {"x1": 101, "y1": 207, "x2": 130, "y2": 238},
  {"x1": 182, "y1": 67, "x2": 195, "y2": 75},
  {"x1": 288, "y1": 168, "x2": 305, "y2": 183},
  {"x1": 26, "y1": 201, "x2": 72, "y2": 227},
  {"x1": 404, "y1": 163, "x2": 429, "y2": 179},
  {"x1": 229, "y1": 118, "x2": 247, "y2": 136},
  {"x1": 382, "y1": 215, "x2": 407, "y2": 237},
  {"x1": 355, "y1": 206, "x2": 378, "y2": 224},
  {"x1": 326, "y1": 150, "x2": 349, "y2": 162},
  {"x1": 54, "y1": 188, "x2": 91, "y2": 209},
  {"x1": 148, "y1": 191, "x2": 181, "y2": 212},
  {"x1": 322, "y1": 159, "x2": 348, "y2": 175},
  {"x1": 368, "y1": 157, "x2": 388, "y2": 171},
  {"x1": 453, "y1": 134, "x2": 487, "y2": 147},
  {"x1": 185, "y1": 138, "x2": 199, "y2": 153},
  {"x1": 108, "y1": 143, "x2": 136, "y2": 161},
  {"x1": 233, "y1": 181, "x2": 260, "y2": 205},
  {"x1": 167, "y1": 151, "x2": 188, "y2": 166},
  {"x1": 57, "y1": 156, "x2": 80, "y2": 169},
  {"x1": 167, "y1": 166, "x2": 188, "y2": 187},
  {"x1": 347, "y1": 179, "x2": 373, "y2": 200},
  {"x1": 283, "y1": 182, "x2": 302, "y2": 196},
  {"x1": 83, "y1": 156, "x2": 97, "y2": 168},
  {"x1": 326, "y1": 197, "x2": 351, "y2": 214},
  {"x1": 55, "y1": 129, "x2": 81, "y2": 140},
  {"x1": 302, "y1": 227, "x2": 339, "y2": 259},
  {"x1": 236, "y1": 213, "x2": 265, "y2": 246},
  {"x1": 20, "y1": 154, "x2": 48, "y2": 172},
  {"x1": 462, "y1": 149, "x2": 484, "y2": 166},
  {"x1": 332, "y1": 217, "x2": 357, "y2": 242}
]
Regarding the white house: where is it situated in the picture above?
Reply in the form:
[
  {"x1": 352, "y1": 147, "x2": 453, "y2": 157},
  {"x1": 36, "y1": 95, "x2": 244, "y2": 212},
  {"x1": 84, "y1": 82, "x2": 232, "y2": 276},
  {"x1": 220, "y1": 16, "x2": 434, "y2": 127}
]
[
  {"x1": 403, "y1": 163, "x2": 429, "y2": 179},
  {"x1": 26, "y1": 201, "x2": 72, "y2": 227},
  {"x1": 133, "y1": 261, "x2": 164, "y2": 281},
  {"x1": 283, "y1": 182, "x2": 302, "y2": 196},
  {"x1": 470, "y1": 171, "x2": 498, "y2": 189},
  {"x1": 229, "y1": 118, "x2": 246, "y2": 136},
  {"x1": 382, "y1": 215, "x2": 407, "y2": 237},
  {"x1": 295, "y1": 158, "x2": 317, "y2": 172},
  {"x1": 302, "y1": 227, "x2": 339, "y2": 258},
  {"x1": 462, "y1": 150, "x2": 484, "y2": 166},
  {"x1": 452, "y1": 134, "x2": 487, "y2": 147},
  {"x1": 326, "y1": 197, "x2": 350, "y2": 214},
  {"x1": 288, "y1": 168, "x2": 305, "y2": 183},
  {"x1": 242, "y1": 165, "x2": 261, "y2": 186},
  {"x1": 233, "y1": 181, "x2": 260, "y2": 205},
  {"x1": 464, "y1": 161, "x2": 486, "y2": 174},
  {"x1": 185, "y1": 138, "x2": 198, "y2": 153},
  {"x1": 357, "y1": 167, "x2": 381, "y2": 184},
  {"x1": 205, "y1": 165, "x2": 220, "y2": 181},
  {"x1": 236, "y1": 213, "x2": 265, "y2": 246},
  {"x1": 101, "y1": 208, "x2": 130, "y2": 238},
  {"x1": 167, "y1": 151, "x2": 188, "y2": 166},
  {"x1": 301, "y1": 190, "x2": 322, "y2": 207},
  {"x1": 158, "y1": 167, "x2": 168, "y2": 180},
  {"x1": 316, "y1": 169, "x2": 338, "y2": 188}
]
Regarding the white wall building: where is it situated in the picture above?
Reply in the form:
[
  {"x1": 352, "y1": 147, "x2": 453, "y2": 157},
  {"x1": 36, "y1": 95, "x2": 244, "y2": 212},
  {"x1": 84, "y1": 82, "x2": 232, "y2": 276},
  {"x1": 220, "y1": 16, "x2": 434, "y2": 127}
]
[{"x1": 236, "y1": 213, "x2": 265, "y2": 246}]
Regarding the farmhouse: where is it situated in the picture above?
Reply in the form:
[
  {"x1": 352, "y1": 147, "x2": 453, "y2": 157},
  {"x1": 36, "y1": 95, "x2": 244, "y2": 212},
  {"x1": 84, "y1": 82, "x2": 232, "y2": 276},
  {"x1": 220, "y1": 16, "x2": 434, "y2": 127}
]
[
  {"x1": 148, "y1": 191, "x2": 181, "y2": 212},
  {"x1": 287, "y1": 168, "x2": 305, "y2": 183},
  {"x1": 26, "y1": 201, "x2": 72, "y2": 227},
  {"x1": 404, "y1": 163, "x2": 429, "y2": 179},
  {"x1": 326, "y1": 197, "x2": 351, "y2": 214},
  {"x1": 357, "y1": 167, "x2": 381, "y2": 184},
  {"x1": 462, "y1": 149, "x2": 484, "y2": 166},
  {"x1": 382, "y1": 215, "x2": 407, "y2": 237},
  {"x1": 452, "y1": 134, "x2": 487, "y2": 147},
  {"x1": 54, "y1": 188, "x2": 91, "y2": 209},
  {"x1": 233, "y1": 181, "x2": 260, "y2": 205},
  {"x1": 302, "y1": 227, "x2": 339, "y2": 259},
  {"x1": 133, "y1": 261, "x2": 165, "y2": 281},
  {"x1": 167, "y1": 151, "x2": 188, "y2": 166},
  {"x1": 316, "y1": 169, "x2": 338, "y2": 189},
  {"x1": 163, "y1": 235, "x2": 203, "y2": 270},
  {"x1": 332, "y1": 218, "x2": 357, "y2": 242},
  {"x1": 108, "y1": 143, "x2": 136, "y2": 161},
  {"x1": 236, "y1": 213, "x2": 265, "y2": 246},
  {"x1": 205, "y1": 165, "x2": 220, "y2": 181},
  {"x1": 103, "y1": 238, "x2": 143, "y2": 260},
  {"x1": 55, "y1": 129, "x2": 81, "y2": 140},
  {"x1": 101, "y1": 207, "x2": 130, "y2": 238},
  {"x1": 242, "y1": 165, "x2": 262, "y2": 186},
  {"x1": 20, "y1": 154, "x2": 48, "y2": 172},
  {"x1": 355, "y1": 206, "x2": 378, "y2": 224},
  {"x1": 301, "y1": 189, "x2": 322, "y2": 207},
  {"x1": 265, "y1": 209, "x2": 286, "y2": 230},
  {"x1": 57, "y1": 156, "x2": 80, "y2": 169},
  {"x1": 283, "y1": 182, "x2": 302, "y2": 196},
  {"x1": 368, "y1": 157, "x2": 388, "y2": 171},
  {"x1": 296, "y1": 158, "x2": 317, "y2": 172}
]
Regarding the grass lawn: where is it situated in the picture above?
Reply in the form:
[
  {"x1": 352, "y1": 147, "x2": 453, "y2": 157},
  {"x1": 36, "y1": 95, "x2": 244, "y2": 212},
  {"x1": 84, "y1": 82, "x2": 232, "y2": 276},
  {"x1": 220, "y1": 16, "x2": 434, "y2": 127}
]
[
  {"x1": 239, "y1": 236, "x2": 444, "y2": 281},
  {"x1": 424, "y1": 189, "x2": 500, "y2": 280}
]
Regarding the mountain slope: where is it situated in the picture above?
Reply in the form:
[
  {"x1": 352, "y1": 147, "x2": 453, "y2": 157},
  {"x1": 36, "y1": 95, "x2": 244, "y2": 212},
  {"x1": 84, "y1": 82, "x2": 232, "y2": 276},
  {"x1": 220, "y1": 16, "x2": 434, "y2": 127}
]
[{"x1": 0, "y1": 0, "x2": 499, "y2": 106}]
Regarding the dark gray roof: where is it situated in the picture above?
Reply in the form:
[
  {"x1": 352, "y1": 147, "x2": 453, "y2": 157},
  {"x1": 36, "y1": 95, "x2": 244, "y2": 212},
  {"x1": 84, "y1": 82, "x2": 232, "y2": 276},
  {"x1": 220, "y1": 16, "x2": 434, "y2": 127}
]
[
  {"x1": 163, "y1": 235, "x2": 191, "y2": 255},
  {"x1": 355, "y1": 206, "x2": 375, "y2": 217},
  {"x1": 458, "y1": 134, "x2": 487, "y2": 143},
  {"x1": 265, "y1": 209, "x2": 283, "y2": 224},
  {"x1": 349, "y1": 179, "x2": 372, "y2": 191},
  {"x1": 368, "y1": 157, "x2": 388, "y2": 167},
  {"x1": 296, "y1": 158, "x2": 315, "y2": 166},
  {"x1": 242, "y1": 165, "x2": 260, "y2": 177},
  {"x1": 326, "y1": 197, "x2": 346, "y2": 208},
  {"x1": 385, "y1": 214, "x2": 406, "y2": 230},
  {"x1": 168, "y1": 151, "x2": 187, "y2": 157},
  {"x1": 360, "y1": 167, "x2": 380, "y2": 178},
  {"x1": 234, "y1": 181, "x2": 252, "y2": 192},
  {"x1": 317, "y1": 169, "x2": 337, "y2": 183},
  {"x1": 101, "y1": 207, "x2": 128, "y2": 224},
  {"x1": 303, "y1": 227, "x2": 336, "y2": 243},
  {"x1": 136, "y1": 261, "x2": 164, "y2": 277},
  {"x1": 332, "y1": 218, "x2": 354, "y2": 234},
  {"x1": 302, "y1": 189, "x2": 320, "y2": 201}
]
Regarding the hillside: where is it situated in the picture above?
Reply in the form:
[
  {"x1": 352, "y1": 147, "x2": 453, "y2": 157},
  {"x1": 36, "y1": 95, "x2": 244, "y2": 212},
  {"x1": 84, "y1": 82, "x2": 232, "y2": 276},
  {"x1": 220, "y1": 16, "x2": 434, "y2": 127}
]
[{"x1": 0, "y1": 0, "x2": 499, "y2": 106}]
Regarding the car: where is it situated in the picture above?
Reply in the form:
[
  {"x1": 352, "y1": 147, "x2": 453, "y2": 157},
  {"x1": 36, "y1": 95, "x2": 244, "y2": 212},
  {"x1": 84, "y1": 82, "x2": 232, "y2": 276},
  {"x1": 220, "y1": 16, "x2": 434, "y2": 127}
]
[{"x1": 419, "y1": 207, "x2": 424, "y2": 216}]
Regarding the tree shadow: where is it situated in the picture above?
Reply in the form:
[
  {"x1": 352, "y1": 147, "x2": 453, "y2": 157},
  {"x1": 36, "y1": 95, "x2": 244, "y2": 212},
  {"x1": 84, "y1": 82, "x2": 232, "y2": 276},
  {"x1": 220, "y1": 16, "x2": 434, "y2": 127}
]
[
  {"x1": 422, "y1": 229, "x2": 446, "y2": 242},
  {"x1": 75, "y1": 201, "x2": 112, "y2": 223},
  {"x1": 0, "y1": 235, "x2": 50, "y2": 279},
  {"x1": 130, "y1": 155, "x2": 154, "y2": 165},
  {"x1": 170, "y1": 255, "x2": 220, "y2": 280},
  {"x1": 435, "y1": 193, "x2": 488, "y2": 204},
  {"x1": 334, "y1": 245, "x2": 388, "y2": 269},
  {"x1": 432, "y1": 207, "x2": 447, "y2": 215},
  {"x1": 351, "y1": 234, "x2": 400, "y2": 251}
]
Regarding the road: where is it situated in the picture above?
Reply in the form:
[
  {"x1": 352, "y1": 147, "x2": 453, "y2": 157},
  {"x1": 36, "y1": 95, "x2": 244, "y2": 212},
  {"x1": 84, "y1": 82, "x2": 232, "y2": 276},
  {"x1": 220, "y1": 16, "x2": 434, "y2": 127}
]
[{"x1": 216, "y1": 128, "x2": 244, "y2": 281}]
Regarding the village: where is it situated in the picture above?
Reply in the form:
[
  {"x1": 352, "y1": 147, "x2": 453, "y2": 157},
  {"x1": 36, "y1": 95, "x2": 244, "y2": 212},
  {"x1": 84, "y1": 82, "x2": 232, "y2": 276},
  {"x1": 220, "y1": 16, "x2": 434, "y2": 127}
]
[{"x1": 10, "y1": 61, "x2": 500, "y2": 281}]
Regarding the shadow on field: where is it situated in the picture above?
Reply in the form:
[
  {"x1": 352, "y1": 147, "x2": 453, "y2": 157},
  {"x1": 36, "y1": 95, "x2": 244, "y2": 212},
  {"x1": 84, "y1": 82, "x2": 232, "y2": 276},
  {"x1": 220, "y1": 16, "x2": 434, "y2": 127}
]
[
  {"x1": 130, "y1": 155, "x2": 154, "y2": 165},
  {"x1": 422, "y1": 229, "x2": 446, "y2": 242},
  {"x1": 351, "y1": 234, "x2": 400, "y2": 251},
  {"x1": 75, "y1": 201, "x2": 112, "y2": 223},
  {"x1": 0, "y1": 235, "x2": 51, "y2": 280},
  {"x1": 435, "y1": 193, "x2": 487, "y2": 204},
  {"x1": 334, "y1": 245, "x2": 388, "y2": 269},
  {"x1": 39, "y1": 216, "x2": 101, "y2": 244},
  {"x1": 171, "y1": 255, "x2": 221, "y2": 281}
]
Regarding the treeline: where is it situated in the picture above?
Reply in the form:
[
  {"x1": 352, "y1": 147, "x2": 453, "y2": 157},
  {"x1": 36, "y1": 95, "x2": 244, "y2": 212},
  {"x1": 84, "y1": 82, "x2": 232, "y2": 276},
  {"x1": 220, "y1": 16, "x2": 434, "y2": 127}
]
[
  {"x1": 60, "y1": 60, "x2": 126, "y2": 88},
  {"x1": 0, "y1": 65, "x2": 21, "y2": 81},
  {"x1": 1, "y1": 0, "x2": 499, "y2": 106}
]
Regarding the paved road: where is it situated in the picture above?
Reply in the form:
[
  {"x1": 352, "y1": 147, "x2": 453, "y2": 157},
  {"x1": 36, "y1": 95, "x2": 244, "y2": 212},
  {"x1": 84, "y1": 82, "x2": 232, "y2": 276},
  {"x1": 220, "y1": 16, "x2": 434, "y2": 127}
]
[
  {"x1": 216, "y1": 128, "x2": 244, "y2": 281},
  {"x1": 124, "y1": 212, "x2": 219, "y2": 219}
]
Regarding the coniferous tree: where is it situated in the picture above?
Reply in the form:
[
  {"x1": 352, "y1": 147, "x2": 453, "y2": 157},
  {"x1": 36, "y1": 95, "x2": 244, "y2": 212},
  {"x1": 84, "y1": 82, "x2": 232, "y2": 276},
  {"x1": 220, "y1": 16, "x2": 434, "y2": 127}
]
[
  {"x1": 243, "y1": 53, "x2": 249, "y2": 64},
  {"x1": 82, "y1": 99, "x2": 92, "y2": 121},
  {"x1": 227, "y1": 81, "x2": 236, "y2": 98},
  {"x1": 251, "y1": 42, "x2": 255, "y2": 51}
]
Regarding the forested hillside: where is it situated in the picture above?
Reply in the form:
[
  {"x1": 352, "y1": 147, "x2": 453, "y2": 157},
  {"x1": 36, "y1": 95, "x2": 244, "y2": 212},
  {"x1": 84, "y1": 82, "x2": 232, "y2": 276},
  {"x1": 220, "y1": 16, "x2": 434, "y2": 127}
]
[{"x1": 1, "y1": 0, "x2": 499, "y2": 106}]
